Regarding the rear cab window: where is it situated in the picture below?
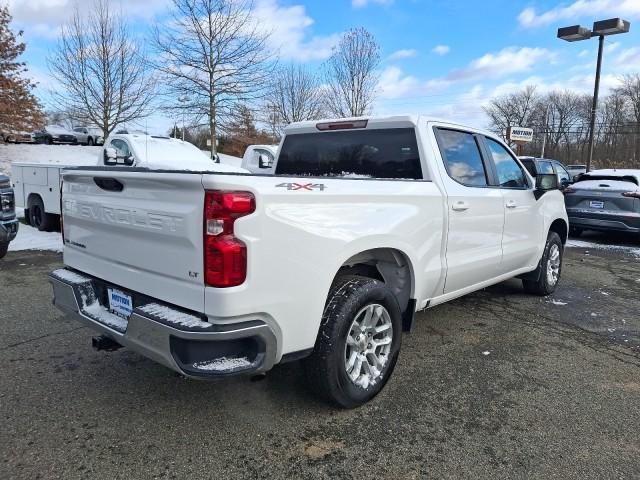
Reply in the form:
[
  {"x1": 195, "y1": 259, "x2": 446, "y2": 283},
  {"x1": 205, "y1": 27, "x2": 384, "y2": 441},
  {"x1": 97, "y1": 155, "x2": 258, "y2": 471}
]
[
  {"x1": 435, "y1": 129, "x2": 488, "y2": 187},
  {"x1": 275, "y1": 128, "x2": 423, "y2": 180}
]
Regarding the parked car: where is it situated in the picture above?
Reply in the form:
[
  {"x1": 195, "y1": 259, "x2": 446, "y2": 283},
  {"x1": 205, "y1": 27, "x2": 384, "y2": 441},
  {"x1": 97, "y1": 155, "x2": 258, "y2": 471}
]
[
  {"x1": 72, "y1": 126, "x2": 104, "y2": 146},
  {"x1": 33, "y1": 125, "x2": 78, "y2": 145},
  {"x1": 563, "y1": 169, "x2": 640, "y2": 236},
  {"x1": 566, "y1": 164, "x2": 587, "y2": 179},
  {"x1": 3, "y1": 131, "x2": 35, "y2": 144},
  {"x1": 0, "y1": 174, "x2": 19, "y2": 258},
  {"x1": 519, "y1": 157, "x2": 573, "y2": 189},
  {"x1": 241, "y1": 144, "x2": 278, "y2": 173},
  {"x1": 49, "y1": 115, "x2": 568, "y2": 408}
]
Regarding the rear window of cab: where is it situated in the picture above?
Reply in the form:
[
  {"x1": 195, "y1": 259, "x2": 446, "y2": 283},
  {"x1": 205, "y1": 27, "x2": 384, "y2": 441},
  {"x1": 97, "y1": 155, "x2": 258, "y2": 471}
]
[{"x1": 275, "y1": 128, "x2": 423, "y2": 180}]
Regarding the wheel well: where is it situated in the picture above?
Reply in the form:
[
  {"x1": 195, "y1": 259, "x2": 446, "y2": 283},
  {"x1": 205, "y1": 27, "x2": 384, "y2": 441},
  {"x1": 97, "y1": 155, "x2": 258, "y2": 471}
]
[
  {"x1": 336, "y1": 248, "x2": 414, "y2": 314},
  {"x1": 550, "y1": 219, "x2": 568, "y2": 244},
  {"x1": 27, "y1": 193, "x2": 42, "y2": 208}
]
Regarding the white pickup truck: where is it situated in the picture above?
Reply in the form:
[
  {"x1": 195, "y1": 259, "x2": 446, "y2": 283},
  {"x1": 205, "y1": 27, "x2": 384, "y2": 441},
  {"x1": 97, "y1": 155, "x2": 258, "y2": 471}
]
[{"x1": 49, "y1": 116, "x2": 568, "y2": 407}]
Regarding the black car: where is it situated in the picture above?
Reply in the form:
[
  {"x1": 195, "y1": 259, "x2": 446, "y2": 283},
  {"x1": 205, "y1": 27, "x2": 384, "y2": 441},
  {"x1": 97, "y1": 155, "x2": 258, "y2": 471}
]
[
  {"x1": 33, "y1": 125, "x2": 78, "y2": 145},
  {"x1": 519, "y1": 157, "x2": 573, "y2": 189},
  {"x1": 0, "y1": 174, "x2": 19, "y2": 259}
]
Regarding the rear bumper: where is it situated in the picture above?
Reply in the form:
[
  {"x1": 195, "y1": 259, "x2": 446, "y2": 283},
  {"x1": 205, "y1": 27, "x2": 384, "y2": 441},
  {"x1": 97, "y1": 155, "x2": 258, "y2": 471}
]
[
  {"x1": 567, "y1": 209, "x2": 640, "y2": 233},
  {"x1": 49, "y1": 268, "x2": 278, "y2": 378},
  {"x1": 0, "y1": 218, "x2": 18, "y2": 243}
]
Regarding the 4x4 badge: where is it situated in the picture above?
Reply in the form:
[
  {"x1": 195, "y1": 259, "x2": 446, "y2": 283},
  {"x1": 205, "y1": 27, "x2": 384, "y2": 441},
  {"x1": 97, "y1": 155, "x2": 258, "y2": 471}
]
[{"x1": 276, "y1": 182, "x2": 327, "y2": 191}]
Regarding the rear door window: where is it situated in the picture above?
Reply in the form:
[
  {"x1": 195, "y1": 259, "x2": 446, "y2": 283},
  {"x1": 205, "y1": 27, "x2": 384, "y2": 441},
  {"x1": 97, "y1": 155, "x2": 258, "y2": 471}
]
[
  {"x1": 436, "y1": 129, "x2": 488, "y2": 187},
  {"x1": 275, "y1": 128, "x2": 422, "y2": 179}
]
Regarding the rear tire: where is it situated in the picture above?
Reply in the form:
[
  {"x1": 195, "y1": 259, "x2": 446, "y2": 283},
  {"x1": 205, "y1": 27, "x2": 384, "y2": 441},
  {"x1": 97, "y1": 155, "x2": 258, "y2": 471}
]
[
  {"x1": 28, "y1": 196, "x2": 57, "y2": 231},
  {"x1": 523, "y1": 231, "x2": 563, "y2": 296},
  {"x1": 0, "y1": 243, "x2": 8, "y2": 259},
  {"x1": 87, "y1": 137, "x2": 94, "y2": 146},
  {"x1": 303, "y1": 275, "x2": 402, "y2": 408}
]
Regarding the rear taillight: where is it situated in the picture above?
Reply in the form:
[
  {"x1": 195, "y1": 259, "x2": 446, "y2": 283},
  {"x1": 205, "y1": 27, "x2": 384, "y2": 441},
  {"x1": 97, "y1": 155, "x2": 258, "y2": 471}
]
[
  {"x1": 622, "y1": 191, "x2": 640, "y2": 198},
  {"x1": 562, "y1": 187, "x2": 577, "y2": 194},
  {"x1": 204, "y1": 190, "x2": 255, "y2": 287}
]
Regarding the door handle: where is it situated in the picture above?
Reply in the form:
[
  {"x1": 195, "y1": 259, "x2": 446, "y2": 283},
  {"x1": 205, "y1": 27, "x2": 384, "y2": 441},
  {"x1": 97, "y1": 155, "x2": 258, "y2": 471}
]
[
  {"x1": 452, "y1": 201, "x2": 469, "y2": 212},
  {"x1": 506, "y1": 200, "x2": 517, "y2": 209}
]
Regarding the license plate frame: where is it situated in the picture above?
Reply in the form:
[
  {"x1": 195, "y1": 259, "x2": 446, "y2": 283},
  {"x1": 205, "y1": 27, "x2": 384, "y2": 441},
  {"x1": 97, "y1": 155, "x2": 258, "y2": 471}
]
[
  {"x1": 107, "y1": 288, "x2": 133, "y2": 319},
  {"x1": 589, "y1": 200, "x2": 604, "y2": 209}
]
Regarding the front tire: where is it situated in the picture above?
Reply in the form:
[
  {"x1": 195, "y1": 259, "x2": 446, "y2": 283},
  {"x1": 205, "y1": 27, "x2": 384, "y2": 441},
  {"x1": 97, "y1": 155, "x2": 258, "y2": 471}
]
[
  {"x1": 87, "y1": 137, "x2": 94, "y2": 146},
  {"x1": 523, "y1": 231, "x2": 563, "y2": 296},
  {"x1": 304, "y1": 275, "x2": 402, "y2": 408},
  {"x1": 0, "y1": 243, "x2": 8, "y2": 259}
]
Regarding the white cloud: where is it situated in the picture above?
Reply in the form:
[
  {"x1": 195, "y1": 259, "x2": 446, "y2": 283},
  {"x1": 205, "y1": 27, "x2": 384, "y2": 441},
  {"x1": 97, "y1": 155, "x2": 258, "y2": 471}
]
[
  {"x1": 578, "y1": 49, "x2": 590, "y2": 58},
  {"x1": 432, "y1": 45, "x2": 450, "y2": 56},
  {"x1": 446, "y1": 47, "x2": 556, "y2": 82},
  {"x1": 253, "y1": 0, "x2": 340, "y2": 62},
  {"x1": 377, "y1": 66, "x2": 422, "y2": 99},
  {"x1": 7, "y1": 0, "x2": 170, "y2": 27},
  {"x1": 614, "y1": 47, "x2": 640, "y2": 68},
  {"x1": 387, "y1": 49, "x2": 417, "y2": 60},
  {"x1": 518, "y1": 0, "x2": 640, "y2": 28},
  {"x1": 352, "y1": 0, "x2": 393, "y2": 8}
]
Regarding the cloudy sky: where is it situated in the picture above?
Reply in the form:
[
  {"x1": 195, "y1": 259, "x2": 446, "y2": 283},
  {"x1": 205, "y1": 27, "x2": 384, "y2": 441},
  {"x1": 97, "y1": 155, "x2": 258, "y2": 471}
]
[{"x1": 6, "y1": 0, "x2": 640, "y2": 133}]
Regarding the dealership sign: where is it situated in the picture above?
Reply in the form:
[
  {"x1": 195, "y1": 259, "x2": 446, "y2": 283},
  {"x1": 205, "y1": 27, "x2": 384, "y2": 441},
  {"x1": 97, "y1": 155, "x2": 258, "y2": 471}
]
[{"x1": 506, "y1": 126, "x2": 534, "y2": 143}]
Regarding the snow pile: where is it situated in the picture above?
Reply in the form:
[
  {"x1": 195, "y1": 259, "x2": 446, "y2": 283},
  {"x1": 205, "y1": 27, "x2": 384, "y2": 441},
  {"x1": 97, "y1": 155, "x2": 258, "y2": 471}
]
[
  {"x1": 192, "y1": 357, "x2": 251, "y2": 371},
  {"x1": 8, "y1": 223, "x2": 63, "y2": 253},
  {"x1": 125, "y1": 135, "x2": 246, "y2": 172},
  {"x1": 572, "y1": 179, "x2": 638, "y2": 191},
  {"x1": 138, "y1": 303, "x2": 211, "y2": 329},
  {"x1": 0, "y1": 144, "x2": 101, "y2": 175},
  {"x1": 51, "y1": 268, "x2": 91, "y2": 284},
  {"x1": 81, "y1": 293, "x2": 128, "y2": 332}
]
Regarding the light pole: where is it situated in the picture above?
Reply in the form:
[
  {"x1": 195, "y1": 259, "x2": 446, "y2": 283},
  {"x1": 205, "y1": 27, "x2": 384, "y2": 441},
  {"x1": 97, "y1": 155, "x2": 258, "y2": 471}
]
[{"x1": 557, "y1": 18, "x2": 630, "y2": 172}]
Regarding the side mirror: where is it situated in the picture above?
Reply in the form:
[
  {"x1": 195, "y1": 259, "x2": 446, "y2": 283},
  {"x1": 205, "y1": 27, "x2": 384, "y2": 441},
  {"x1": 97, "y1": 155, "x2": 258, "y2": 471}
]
[
  {"x1": 104, "y1": 147, "x2": 117, "y2": 165},
  {"x1": 534, "y1": 173, "x2": 559, "y2": 200},
  {"x1": 258, "y1": 153, "x2": 273, "y2": 169}
]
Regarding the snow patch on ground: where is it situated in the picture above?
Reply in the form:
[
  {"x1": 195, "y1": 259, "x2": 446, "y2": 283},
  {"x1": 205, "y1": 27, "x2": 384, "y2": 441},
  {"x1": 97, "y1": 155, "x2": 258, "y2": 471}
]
[
  {"x1": 8, "y1": 223, "x2": 63, "y2": 252},
  {"x1": 138, "y1": 303, "x2": 211, "y2": 329},
  {"x1": 566, "y1": 239, "x2": 640, "y2": 258},
  {"x1": 549, "y1": 299, "x2": 568, "y2": 306},
  {"x1": 481, "y1": 351, "x2": 491, "y2": 356},
  {"x1": 192, "y1": 357, "x2": 251, "y2": 371}
]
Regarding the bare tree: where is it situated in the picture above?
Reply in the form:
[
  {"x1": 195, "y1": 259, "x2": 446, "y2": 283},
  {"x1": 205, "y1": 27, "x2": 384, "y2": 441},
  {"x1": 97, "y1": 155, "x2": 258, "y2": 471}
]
[
  {"x1": 483, "y1": 85, "x2": 539, "y2": 135},
  {"x1": 266, "y1": 64, "x2": 325, "y2": 134},
  {"x1": 616, "y1": 74, "x2": 640, "y2": 161},
  {"x1": 152, "y1": 0, "x2": 274, "y2": 158},
  {"x1": 47, "y1": 0, "x2": 155, "y2": 138},
  {"x1": 324, "y1": 28, "x2": 381, "y2": 118}
]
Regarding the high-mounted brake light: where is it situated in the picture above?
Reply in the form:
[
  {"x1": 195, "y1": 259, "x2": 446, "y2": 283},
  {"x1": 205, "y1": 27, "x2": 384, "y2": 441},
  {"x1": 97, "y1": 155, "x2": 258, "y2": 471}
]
[
  {"x1": 204, "y1": 191, "x2": 255, "y2": 288},
  {"x1": 622, "y1": 191, "x2": 640, "y2": 198},
  {"x1": 316, "y1": 119, "x2": 368, "y2": 131}
]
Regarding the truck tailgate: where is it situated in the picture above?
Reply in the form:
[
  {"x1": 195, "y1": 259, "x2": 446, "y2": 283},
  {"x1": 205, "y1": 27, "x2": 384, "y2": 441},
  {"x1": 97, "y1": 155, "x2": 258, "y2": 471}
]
[{"x1": 61, "y1": 170, "x2": 206, "y2": 312}]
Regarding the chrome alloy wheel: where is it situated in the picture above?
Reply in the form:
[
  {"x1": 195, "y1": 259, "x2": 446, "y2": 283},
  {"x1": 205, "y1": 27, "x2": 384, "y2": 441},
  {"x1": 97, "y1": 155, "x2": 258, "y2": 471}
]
[
  {"x1": 344, "y1": 304, "x2": 393, "y2": 389},
  {"x1": 546, "y1": 243, "x2": 561, "y2": 286}
]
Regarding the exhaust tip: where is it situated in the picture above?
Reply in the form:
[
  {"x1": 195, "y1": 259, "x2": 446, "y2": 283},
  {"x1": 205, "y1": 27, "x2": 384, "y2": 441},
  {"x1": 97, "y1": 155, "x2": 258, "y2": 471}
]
[{"x1": 92, "y1": 335, "x2": 123, "y2": 352}]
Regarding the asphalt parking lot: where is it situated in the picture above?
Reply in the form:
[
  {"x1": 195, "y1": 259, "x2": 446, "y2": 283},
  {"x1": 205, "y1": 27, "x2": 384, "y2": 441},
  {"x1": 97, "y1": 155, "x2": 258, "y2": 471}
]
[{"x1": 1, "y1": 239, "x2": 639, "y2": 479}]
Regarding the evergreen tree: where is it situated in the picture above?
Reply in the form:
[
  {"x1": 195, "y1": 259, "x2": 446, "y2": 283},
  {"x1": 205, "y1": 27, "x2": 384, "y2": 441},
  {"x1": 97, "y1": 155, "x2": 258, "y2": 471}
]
[{"x1": 0, "y1": 5, "x2": 44, "y2": 135}]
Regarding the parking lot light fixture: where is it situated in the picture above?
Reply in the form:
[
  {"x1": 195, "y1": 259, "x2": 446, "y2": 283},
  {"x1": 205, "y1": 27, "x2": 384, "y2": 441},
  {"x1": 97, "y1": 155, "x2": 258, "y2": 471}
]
[{"x1": 557, "y1": 18, "x2": 631, "y2": 173}]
